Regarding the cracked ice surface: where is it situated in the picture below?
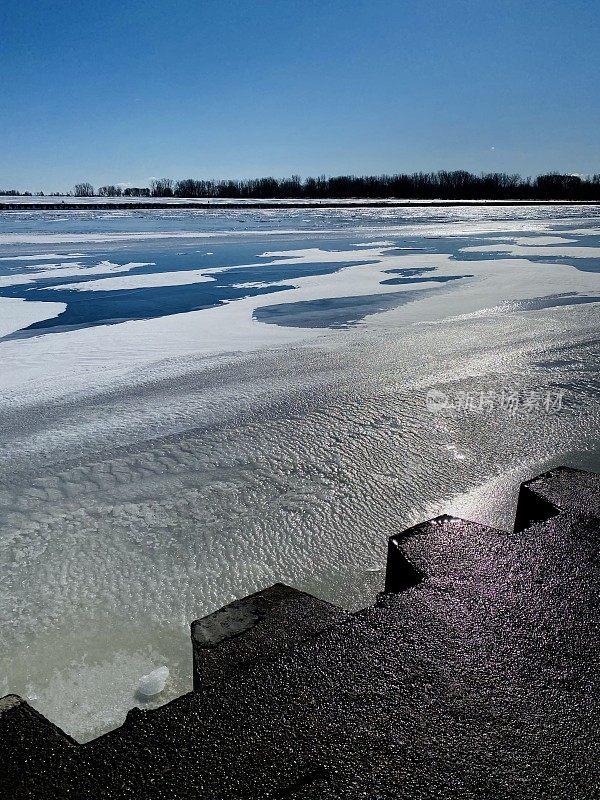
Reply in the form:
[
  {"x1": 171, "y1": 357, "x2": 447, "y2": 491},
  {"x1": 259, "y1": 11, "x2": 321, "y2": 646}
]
[{"x1": 1, "y1": 205, "x2": 599, "y2": 741}]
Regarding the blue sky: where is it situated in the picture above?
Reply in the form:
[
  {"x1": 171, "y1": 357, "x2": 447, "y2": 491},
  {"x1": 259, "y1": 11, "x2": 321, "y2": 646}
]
[{"x1": 1, "y1": 0, "x2": 599, "y2": 192}]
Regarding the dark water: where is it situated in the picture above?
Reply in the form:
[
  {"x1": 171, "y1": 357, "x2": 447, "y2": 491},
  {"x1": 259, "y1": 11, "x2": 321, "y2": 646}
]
[
  {"x1": 253, "y1": 289, "x2": 432, "y2": 328},
  {"x1": 0, "y1": 237, "x2": 451, "y2": 337},
  {"x1": 0, "y1": 240, "x2": 375, "y2": 336},
  {"x1": 4, "y1": 226, "x2": 598, "y2": 338}
]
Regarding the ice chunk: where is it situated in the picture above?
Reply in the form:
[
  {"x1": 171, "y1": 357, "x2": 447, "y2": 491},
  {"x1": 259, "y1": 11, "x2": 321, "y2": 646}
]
[{"x1": 137, "y1": 666, "x2": 169, "y2": 698}]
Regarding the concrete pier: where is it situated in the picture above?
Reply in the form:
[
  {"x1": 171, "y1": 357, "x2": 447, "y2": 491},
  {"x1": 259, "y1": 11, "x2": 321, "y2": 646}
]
[{"x1": 1, "y1": 466, "x2": 599, "y2": 799}]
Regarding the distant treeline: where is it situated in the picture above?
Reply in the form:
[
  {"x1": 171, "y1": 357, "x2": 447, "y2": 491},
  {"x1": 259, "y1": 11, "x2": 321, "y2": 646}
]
[{"x1": 3, "y1": 171, "x2": 600, "y2": 200}]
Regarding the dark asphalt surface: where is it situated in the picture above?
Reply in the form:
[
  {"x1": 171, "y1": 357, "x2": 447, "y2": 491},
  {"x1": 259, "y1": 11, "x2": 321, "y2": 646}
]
[{"x1": 1, "y1": 466, "x2": 598, "y2": 799}]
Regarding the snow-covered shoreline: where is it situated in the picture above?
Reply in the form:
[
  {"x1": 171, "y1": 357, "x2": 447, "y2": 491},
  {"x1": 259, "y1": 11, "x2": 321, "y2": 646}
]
[{"x1": 2, "y1": 195, "x2": 599, "y2": 209}]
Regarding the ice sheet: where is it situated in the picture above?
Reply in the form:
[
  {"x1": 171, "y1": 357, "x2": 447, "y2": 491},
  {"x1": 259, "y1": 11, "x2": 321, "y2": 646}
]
[
  {"x1": 0, "y1": 296, "x2": 66, "y2": 337},
  {"x1": 0, "y1": 260, "x2": 154, "y2": 288},
  {"x1": 52, "y1": 270, "x2": 215, "y2": 292},
  {"x1": 1, "y1": 205, "x2": 599, "y2": 743}
]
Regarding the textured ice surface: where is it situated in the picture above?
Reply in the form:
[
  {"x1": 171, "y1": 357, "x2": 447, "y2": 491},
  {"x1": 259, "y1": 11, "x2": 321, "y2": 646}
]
[{"x1": 1, "y1": 205, "x2": 599, "y2": 742}]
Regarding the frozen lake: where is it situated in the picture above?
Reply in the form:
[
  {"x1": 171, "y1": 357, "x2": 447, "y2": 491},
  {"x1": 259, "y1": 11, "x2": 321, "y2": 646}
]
[{"x1": 1, "y1": 204, "x2": 599, "y2": 741}]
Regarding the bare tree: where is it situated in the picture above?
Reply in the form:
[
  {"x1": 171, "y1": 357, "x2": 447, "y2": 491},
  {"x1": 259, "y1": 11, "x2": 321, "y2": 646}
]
[
  {"x1": 150, "y1": 178, "x2": 174, "y2": 197},
  {"x1": 73, "y1": 183, "x2": 94, "y2": 197},
  {"x1": 98, "y1": 185, "x2": 122, "y2": 197},
  {"x1": 6, "y1": 172, "x2": 600, "y2": 202}
]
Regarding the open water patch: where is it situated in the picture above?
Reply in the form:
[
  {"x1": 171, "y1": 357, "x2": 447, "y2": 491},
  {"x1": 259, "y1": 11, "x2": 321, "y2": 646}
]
[
  {"x1": 0, "y1": 240, "x2": 378, "y2": 337},
  {"x1": 253, "y1": 289, "x2": 431, "y2": 328}
]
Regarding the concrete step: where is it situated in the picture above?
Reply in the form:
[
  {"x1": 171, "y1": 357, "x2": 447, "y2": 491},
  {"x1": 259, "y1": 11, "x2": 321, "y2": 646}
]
[
  {"x1": 191, "y1": 583, "x2": 350, "y2": 689},
  {"x1": 2, "y1": 466, "x2": 599, "y2": 799}
]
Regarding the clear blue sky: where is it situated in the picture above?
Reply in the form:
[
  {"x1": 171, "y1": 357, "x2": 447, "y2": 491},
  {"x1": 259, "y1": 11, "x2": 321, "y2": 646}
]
[{"x1": 1, "y1": 0, "x2": 598, "y2": 192}]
